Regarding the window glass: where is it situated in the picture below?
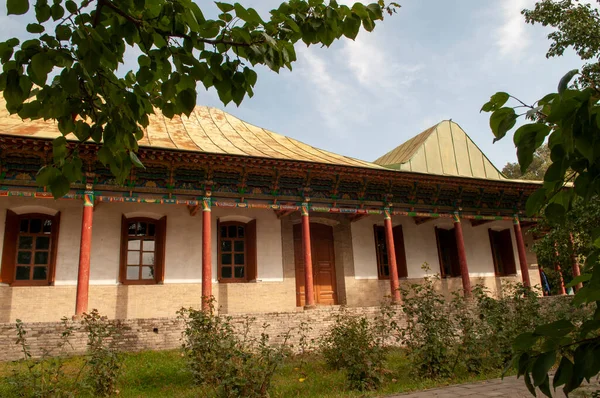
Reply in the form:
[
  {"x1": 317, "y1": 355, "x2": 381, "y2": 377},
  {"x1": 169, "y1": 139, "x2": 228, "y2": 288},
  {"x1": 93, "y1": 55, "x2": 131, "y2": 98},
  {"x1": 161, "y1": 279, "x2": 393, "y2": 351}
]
[
  {"x1": 219, "y1": 222, "x2": 248, "y2": 281},
  {"x1": 122, "y1": 218, "x2": 162, "y2": 284}
]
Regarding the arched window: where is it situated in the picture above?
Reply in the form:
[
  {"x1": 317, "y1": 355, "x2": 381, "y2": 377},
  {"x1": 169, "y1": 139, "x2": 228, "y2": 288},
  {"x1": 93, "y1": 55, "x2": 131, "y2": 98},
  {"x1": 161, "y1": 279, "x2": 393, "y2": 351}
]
[
  {"x1": 119, "y1": 216, "x2": 167, "y2": 285},
  {"x1": 0, "y1": 211, "x2": 61, "y2": 286},
  {"x1": 218, "y1": 220, "x2": 257, "y2": 283}
]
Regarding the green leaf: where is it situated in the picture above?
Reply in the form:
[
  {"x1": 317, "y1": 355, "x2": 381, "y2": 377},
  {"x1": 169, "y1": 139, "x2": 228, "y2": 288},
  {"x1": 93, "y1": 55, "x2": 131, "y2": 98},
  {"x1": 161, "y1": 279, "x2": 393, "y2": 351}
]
[
  {"x1": 513, "y1": 332, "x2": 539, "y2": 352},
  {"x1": 26, "y1": 23, "x2": 44, "y2": 34},
  {"x1": 177, "y1": 88, "x2": 196, "y2": 116},
  {"x1": 31, "y1": 53, "x2": 54, "y2": 85},
  {"x1": 533, "y1": 351, "x2": 556, "y2": 386},
  {"x1": 526, "y1": 188, "x2": 546, "y2": 216},
  {"x1": 216, "y1": 2, "x2": 234, "y2": 12},
  {"x1": 50, "y1": 175, "x2": 70, "y2": 198},
  {"x1": 481, "y1": 92, "x2": 510, "y2": 113},
  {"x1": 524, "y1": 372, "x2": 537, "y2": 397},
  {"x1": 553, "y1": 357, "x2": 573, "y2": 390},
  {"x1": 534, "y1": 320, "x2": 575, "y2": 338},
  {"x1": 545, "y1": 203, "x2": 566, "y2": 224},
  {"x1": 558, "y1": 69, "x2": 578, "y2": 95},
  {"x1": 7, "y1": 0, "x2": 29, "y2": 15},
  {"x1": 35, "y1": 166, "x2": 61, "y2": 187},
  {"x1": 53, "y1": 136, "x2": 68, "y2": 163},
  {"x1": 129, "y1": 152, "x2": 145, "y2": 169},
  {"x1": 343, "y1": 14, "x2": 361, "y2": 40},
  {"x1": 65, "y1": 0, "x2": 77, "y2": 13},
  {"x1": 490, "y1": 107, "x2": 517, "y2": 143},
  {"x1": 566, "y1": 274, "x2": 591, "y2": 288}
]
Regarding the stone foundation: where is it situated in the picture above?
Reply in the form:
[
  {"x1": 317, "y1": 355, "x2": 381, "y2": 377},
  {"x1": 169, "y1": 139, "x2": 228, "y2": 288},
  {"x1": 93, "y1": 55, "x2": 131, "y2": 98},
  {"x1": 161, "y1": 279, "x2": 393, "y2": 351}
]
[{"x1": 0, "y1": 305, "x2": 401, "y2": 362}]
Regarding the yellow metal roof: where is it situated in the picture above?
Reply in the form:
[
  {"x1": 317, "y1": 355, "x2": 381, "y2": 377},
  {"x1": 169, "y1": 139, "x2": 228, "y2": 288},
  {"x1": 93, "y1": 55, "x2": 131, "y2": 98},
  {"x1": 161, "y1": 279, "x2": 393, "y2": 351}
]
[
  {"x1": 0, "y1": 98, "x2": 383, "y2": 170},
  {"x1": 374, "y1": 120, "x2": 506, "y2": 180}
]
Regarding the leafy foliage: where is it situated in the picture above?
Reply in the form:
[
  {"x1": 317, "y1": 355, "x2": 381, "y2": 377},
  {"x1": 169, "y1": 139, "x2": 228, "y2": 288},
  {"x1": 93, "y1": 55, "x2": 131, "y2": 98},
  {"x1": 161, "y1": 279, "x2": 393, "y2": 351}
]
[
  {"x1": 502, "y1": 144, "x2": 550, "y2": 180},
  {"x1": 399, "y1": 267, "x2": 584, "y2": 385},
  {"x1": 482, "y1": 1, "x2": 600, "y2": 394},
  {"x1": 319, "y1": 303, "x2": 399, "y2": 391},
  {"x1": 0, "y1": 0, "x2": 398, "y2": 197},
  {"x1": 8, "y1": 311, "x2": 125, "y2": 397},
  {"x1": 80, "y1": 309, "x2": 124, "y2": 397},
  {"x1": 178, "y1": 303, "x2": 290, "y2": 398}
]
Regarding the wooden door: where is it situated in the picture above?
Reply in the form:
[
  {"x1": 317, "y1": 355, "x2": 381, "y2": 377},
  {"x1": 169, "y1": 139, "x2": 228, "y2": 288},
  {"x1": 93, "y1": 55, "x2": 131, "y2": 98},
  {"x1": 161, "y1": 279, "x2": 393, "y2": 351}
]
[{"x1": 293, "y1": 223, "x2": 337, "y2": 306}]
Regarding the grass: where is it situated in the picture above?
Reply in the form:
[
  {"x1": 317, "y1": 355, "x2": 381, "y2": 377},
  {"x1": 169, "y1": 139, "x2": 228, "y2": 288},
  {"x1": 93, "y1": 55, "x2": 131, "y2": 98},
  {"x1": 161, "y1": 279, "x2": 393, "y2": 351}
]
[{"x1": 0, "y1": 349, "x2": 506, "y2": 398}]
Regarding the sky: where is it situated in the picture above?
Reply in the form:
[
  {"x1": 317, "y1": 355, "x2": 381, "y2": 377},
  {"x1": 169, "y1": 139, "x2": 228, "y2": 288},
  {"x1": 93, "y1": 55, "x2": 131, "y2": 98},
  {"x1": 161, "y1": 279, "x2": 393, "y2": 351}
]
[{"x1": 0, "y1": 0, "x2": 587, "y2": 171}]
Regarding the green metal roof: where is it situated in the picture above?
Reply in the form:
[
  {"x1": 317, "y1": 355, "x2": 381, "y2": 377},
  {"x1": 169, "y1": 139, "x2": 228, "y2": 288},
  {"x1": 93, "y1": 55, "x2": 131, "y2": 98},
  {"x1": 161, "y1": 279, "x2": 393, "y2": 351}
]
[{"x1": 373, "y1": 120, "x2": 505, "y2": 180}]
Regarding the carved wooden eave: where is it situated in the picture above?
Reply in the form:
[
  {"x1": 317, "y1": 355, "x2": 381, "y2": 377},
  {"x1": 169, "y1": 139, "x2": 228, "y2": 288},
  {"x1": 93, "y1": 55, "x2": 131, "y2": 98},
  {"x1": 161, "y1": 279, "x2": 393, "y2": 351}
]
[{"x1": 0, "y1": 136, "x2": 543, "y2": 219}]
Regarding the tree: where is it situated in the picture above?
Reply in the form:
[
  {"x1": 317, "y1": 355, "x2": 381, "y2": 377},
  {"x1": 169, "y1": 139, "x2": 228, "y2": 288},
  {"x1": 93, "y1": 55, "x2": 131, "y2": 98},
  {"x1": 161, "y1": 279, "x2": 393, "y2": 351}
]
[
  {"x1": 502, "y1": 144, "x2": 550, "y2": 180},
  {"x1": 482, "y1": 1, "x2": 600, "y2": 396},
  {"x1": 0, "y1": 0, "x2": 399, "y2": 197}
]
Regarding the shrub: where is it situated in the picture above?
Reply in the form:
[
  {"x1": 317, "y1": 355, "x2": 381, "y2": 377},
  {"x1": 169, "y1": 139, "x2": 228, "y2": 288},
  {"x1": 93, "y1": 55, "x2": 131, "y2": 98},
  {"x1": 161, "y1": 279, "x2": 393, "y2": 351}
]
[
  {"x1": 80, "y1": 309, "x2": 124, "y2": 397},
  {"x1": 319, "y1": 303, "x2": 398, "y2": 391},
  {"x1": 178, "y1": 303, "x2": 289, "y2": 398},
  {"x1": 8, "y1": 310, "x2": 124, "y2": 397},
  {"x1": 399, "y1": 272, "x2": 456, "y2": 379},
  {"x1": 9, "y1": 317, "x2": 80, "y2": 397}
]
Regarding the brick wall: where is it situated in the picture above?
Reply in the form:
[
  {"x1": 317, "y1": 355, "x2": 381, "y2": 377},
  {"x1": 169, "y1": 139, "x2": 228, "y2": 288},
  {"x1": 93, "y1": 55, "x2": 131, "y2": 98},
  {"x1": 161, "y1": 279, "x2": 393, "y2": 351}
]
[{"x1": 0, "y1": 305, "x2": 403, "y2": 362}]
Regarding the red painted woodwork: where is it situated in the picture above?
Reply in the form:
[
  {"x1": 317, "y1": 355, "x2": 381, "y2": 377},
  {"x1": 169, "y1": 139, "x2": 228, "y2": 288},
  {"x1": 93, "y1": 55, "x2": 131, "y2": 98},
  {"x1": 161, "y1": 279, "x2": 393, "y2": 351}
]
[
  {"x1": 384, "y1": 218, "x2": 401, "y2": 302},
  {"x1": 453, "y1": 218, "x2": 471, "y2": 296},
  {"x1": 202, "y1": 208, "x2": 212, "y2": 310},
  {"x1": 301, "y1": 214, "x2": 316, "y2": 307},
  {"x1": 293, "y1": 223, "x2": 337, "y2": 307},
  {"x1": 513, "y1": 220, "x2": 531, "y2": 288},
  {"x1": 554, "y1": 242, "x2": 567, "y2": 295},
  {"x1": 569, "y1": 233, "x2": 583, "y2": 291},
  {"x1": 75, "y1": 204, "x2": 94, "y2": 315}
]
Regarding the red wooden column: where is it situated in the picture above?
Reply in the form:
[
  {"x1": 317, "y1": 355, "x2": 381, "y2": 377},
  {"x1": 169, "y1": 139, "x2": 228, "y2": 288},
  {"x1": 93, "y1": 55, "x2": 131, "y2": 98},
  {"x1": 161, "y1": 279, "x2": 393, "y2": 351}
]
[
  {"x1": 513, "y1": 216, "x2": 531, "y2": 288},
  {"x1": 384, "y1": 208, "x2": 401, "y2": 302},
  {"x1": 554, "y1": 241, "x2": 567, "y2": 295},
  {"x1": 75, "y1": 190, "x2": 94, "y2": 316},
  {"x1": 201, "y1": 195, "x2": 212, "y2": 311},
  {"x1": 301, "y1": 201, "x2": 316, "y2": 308},
  {"x1": 453, "y1": 212, "x2": 471, "y2": 297},
  {"x1": 569, "y1": 233, "x2": 583, "y2": 291}
]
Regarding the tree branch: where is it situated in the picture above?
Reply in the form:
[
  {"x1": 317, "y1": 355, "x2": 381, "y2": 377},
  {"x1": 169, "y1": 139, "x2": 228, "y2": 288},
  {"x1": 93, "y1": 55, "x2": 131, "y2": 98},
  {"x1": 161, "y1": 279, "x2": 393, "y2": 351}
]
[{"x1": 99, "y1": 0, "x2": 266, "y2": 48}]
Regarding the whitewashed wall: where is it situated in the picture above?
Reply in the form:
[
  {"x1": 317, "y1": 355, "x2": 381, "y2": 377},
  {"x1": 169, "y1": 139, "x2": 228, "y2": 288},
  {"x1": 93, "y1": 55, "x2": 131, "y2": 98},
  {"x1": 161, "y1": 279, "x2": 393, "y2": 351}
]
[
  {"x1": 351, "y1": 215, "x2": 522, "y2": 279},
  {"x1": 0, "y1": 197, "x2": 284, "y2": 285}
]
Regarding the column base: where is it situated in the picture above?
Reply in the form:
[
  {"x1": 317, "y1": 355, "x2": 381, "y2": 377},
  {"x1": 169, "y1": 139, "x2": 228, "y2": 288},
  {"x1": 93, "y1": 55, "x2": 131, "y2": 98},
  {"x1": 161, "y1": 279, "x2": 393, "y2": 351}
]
[{"x1": 303, "y1": 304, "x2": 317, "y2": 310}]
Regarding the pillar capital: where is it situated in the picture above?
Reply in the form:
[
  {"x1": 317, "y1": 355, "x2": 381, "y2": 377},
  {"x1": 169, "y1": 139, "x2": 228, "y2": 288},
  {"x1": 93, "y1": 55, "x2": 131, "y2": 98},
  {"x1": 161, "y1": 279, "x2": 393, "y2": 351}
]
[
  {"x1": 383, "y1": 207, "x2": 392, "y2": 220},
  {"x1": 83, "y1": 190, "x2": 94, "y2": 207},
  {"x1": 452, "y1": 211, "x2": 461, "y2": 223},
  {"x1": 513, "y1": 214, "x2": 520, "y2": 225},
  {"x1": 202, "y1": 195, "x2": 212, "y2": 212},
  {"x1": 301, "y1": 201, "x2": 310, "y2": 216}
]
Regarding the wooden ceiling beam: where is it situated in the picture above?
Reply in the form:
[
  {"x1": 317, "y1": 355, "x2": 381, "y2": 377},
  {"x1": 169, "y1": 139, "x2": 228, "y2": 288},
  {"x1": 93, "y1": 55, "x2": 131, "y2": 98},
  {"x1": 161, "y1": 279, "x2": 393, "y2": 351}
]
[
  {"x1": 348, "y1": 213, "x2": 370, "y2": 223},
  {"x1": 470, "y1": 219, "x2": 493, "y2": 227},
  {"x1": 188, "y1": 204, "x2": 200, "y2": 216},
  {"x1": 413, "y1": 216, "x2": 435, "y2": 225}
]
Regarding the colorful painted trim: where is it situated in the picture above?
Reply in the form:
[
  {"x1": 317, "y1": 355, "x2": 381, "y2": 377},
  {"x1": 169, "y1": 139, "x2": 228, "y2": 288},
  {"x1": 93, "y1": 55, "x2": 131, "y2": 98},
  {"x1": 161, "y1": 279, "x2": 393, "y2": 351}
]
[
  {"x1": 0, "y1": 189, "x2": 539, "y2": 222},
  {"x1": 83, "y1": 191, "x2": 94, "y2": 207}
]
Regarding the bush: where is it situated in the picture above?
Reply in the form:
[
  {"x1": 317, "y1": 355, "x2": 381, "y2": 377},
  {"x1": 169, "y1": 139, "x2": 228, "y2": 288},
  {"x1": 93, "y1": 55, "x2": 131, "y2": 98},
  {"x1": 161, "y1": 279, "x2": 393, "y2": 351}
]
[
  {"x1": 178, "y1": 303, "x2": 289, "y2": 398},
  {"x1": 400, "y1": 272, "x2": 456, "y2": 379},
  {"x1": 319, "y1": 303, "x2": 398, "y2": 391},
  {"x1": 8, "y1": 310, "x2": 124, "y2": 397},
  {"x1": 80, "y1": 310, "x2": 124, "y2": 397}
]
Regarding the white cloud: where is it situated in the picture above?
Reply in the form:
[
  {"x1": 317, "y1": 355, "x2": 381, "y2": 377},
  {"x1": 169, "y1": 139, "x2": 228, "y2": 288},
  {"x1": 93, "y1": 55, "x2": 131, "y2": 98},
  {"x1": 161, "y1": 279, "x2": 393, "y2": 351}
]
[
  {"x1": 342, "y1": 32, "x2": 423, "y2": 96},
  {"x1": 495, "y1": 0, "x2": 533, "y2": 58}
]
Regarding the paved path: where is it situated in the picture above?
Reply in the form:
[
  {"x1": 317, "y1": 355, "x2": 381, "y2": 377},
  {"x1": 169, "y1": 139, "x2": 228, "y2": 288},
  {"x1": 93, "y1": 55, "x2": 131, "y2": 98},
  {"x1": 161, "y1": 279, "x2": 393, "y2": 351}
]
[{"x1": 386, "y1": 375, "x2": 577, "y2": 397}]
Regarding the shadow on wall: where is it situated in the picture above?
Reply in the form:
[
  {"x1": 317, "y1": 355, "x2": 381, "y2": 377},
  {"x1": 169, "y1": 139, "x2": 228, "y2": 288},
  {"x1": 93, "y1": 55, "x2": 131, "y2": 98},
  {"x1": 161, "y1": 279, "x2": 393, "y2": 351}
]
[
  {"x1": 115, "y1": 285, "x2": 129, "y2": 319},
  {"x1": 0, "y1": 287, "x2": 13, "y2": 323},
  {"x1": 218, "y1": 283, "x2": 229, "y2": 314}
]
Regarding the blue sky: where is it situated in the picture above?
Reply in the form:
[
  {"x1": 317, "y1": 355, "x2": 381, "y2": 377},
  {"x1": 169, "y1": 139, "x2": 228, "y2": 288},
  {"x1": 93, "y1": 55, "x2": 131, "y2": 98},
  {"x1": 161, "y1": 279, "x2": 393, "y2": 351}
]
[{"x1": 0, "y1": 1, "x2": 586, "y2": 170}]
